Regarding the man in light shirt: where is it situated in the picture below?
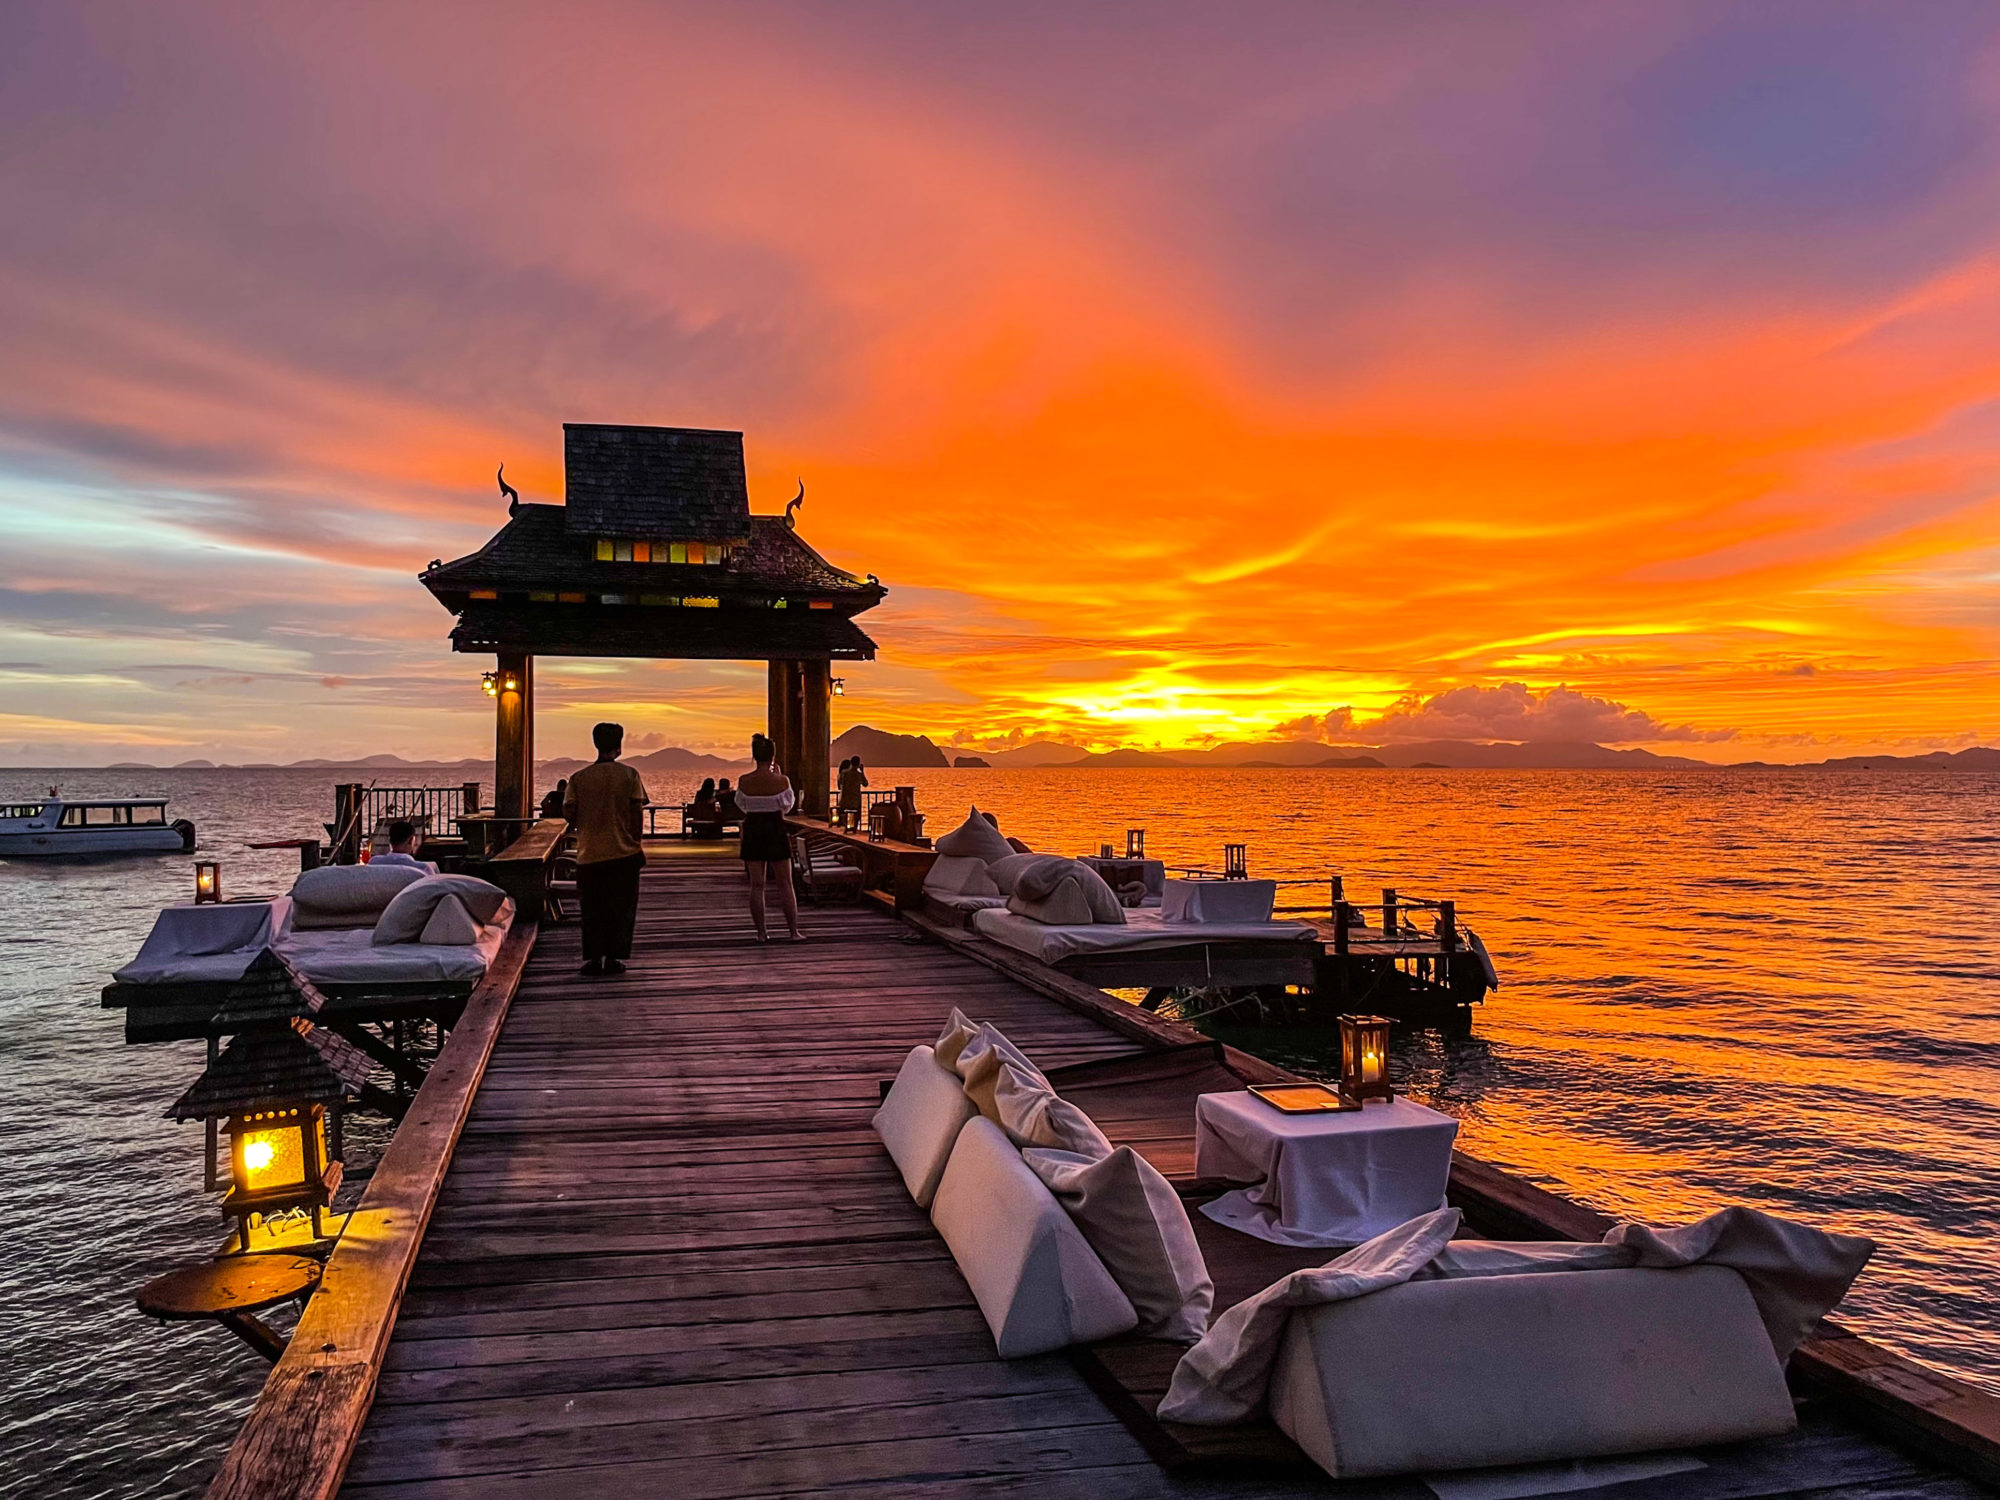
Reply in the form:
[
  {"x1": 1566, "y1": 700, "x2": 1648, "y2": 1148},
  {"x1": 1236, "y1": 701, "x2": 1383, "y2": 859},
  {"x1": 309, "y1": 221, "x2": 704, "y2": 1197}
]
[
  {"x1": 371, "y1": 820, "x2": 436, "y2": 872},
  {"x1": 562, "y1": 722, "x2": 649, "y2": 976}
]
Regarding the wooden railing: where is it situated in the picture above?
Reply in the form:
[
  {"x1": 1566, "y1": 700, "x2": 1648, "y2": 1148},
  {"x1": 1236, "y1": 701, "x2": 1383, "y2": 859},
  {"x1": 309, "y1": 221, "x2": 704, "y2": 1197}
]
[{"x1": 204, "y1": 919, "x2": 536, "y2": 1500}]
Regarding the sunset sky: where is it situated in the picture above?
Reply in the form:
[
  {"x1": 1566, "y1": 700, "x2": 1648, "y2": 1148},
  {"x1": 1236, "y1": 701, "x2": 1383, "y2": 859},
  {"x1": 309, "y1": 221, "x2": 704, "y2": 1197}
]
[{"x1": 3, "y1": 2, "x2": 1998, "y2": 765}]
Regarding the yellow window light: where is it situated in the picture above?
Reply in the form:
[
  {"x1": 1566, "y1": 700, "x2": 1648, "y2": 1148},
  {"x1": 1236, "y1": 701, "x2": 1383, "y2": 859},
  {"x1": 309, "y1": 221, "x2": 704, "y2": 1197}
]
[
  {"x1": 595, "y1": 539, "x2": 614, "y2": 561},
  {"x1": 469, "y1": 589, "x2": 498, "y2": 600},
  {"x1": 633, "y1": 541, "x2": 651, "y2": 562},
  {"x1": 682, "y1": 596, "x2": 719, "y2": 608},
  {"x1": 668, "y1": 542, "x2": 687, "y2": 564}
]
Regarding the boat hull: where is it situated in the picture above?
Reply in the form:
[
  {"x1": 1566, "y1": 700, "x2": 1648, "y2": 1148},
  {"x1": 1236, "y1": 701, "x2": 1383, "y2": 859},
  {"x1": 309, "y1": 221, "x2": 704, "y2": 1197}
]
[{"x1": 0, "y1": 828, "x2": 190, "y2": 857}]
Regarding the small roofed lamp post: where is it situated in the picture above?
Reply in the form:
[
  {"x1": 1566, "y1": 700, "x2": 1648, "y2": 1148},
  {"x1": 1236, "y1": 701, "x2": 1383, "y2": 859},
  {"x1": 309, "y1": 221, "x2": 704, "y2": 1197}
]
[
  {"x1": 1339, "y1": 1014, "x2": 1395, "y2": 1104},
  {"x1": 168, "y1": 953, "x2": 371, "y2": 1251},
  {"x1": 193, "y1": 860, "x2": 221, "y2": 904}
]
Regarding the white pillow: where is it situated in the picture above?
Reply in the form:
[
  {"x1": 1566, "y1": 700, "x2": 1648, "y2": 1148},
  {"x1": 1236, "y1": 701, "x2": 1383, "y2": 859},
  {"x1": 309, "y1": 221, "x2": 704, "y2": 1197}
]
[
  {"x1": 872, "y1": 1045, "x2": 977, "y2": 1207},
  {"x1": 418, "y1": 893, "x2": 483, "y2": 946},
  {"x1": 931, "y1": 1117, "x2": 1138, "y2": 1357},
  {"x1": 934, "y1": 1007, "x2": 983, "y2": 1072},
  {"x1": 373, "y1": 874, "x2": 509, "y2": 946},
  {"x1": 933, "y1": 807, "x2": 1016, "y2": 864},
  {"x1": 952, "y1": 1021, "x2": 1052, "y2": 1115},
  {"x1": 1025, "y1": 1145, "x2": 1213, "y2": 1342},
  {"x1": 290, "y1": 863, "x2": 428, "y2": 928},
  {"x1": 992, "y1": 854, "x2": 1124, "y2": 924},
  {"x1": 955, "y1": 1024, "x2": 1112, "y2": 1159},
  {"x1": 924, "y1": 855, "x2": 1001, "y2": 898},
  {"x1": 1007, "y1": 877, "x2": 1094, "y2": 926}
]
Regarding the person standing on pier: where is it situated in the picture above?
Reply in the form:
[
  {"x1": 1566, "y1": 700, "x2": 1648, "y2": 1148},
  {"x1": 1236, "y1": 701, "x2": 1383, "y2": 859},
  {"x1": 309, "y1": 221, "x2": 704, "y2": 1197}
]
[
  {"x1": 562, "y1": 722, "x2": 650, "y2": 976},
  {"x1": 737, "y1": 733, "x2": 802, "y2": 942}
]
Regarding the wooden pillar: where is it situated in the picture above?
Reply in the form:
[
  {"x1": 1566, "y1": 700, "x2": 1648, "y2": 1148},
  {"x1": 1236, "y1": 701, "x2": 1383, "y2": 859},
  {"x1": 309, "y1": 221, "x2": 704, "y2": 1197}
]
[
  {"x1": 494, "y1": 651, "x2": 534, "y2": 821},
  {"x1": 798, "y1": 659, "x2": 831, "y2": 820},
  {"x1": 767, "y1": 659, "x2": 800, "y2": 782}
]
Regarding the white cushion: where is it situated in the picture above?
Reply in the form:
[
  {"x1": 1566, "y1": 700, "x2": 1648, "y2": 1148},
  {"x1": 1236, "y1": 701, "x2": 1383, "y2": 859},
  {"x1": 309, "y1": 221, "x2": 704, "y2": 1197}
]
[
  {"x1": 953, "y1": 1021, "x2": 1111, "y2": 1158},
  {"x1": 1007, "y1": 877, "x2": 1093, "y2": 926},
  {"x1": 931, "y1": 1117, "x2": 1138, "y2": 1357},
  {"x1": 924, "y1": 854, "x2": 1001, "y2": 898},
  {"x1": 1269, "y1": 1265, "x2": 1795, "y2": 1478},
  {"x1": 418, "y1": 893, "x2": 483, "y2": 946},
  {"x1": 373, "y1": 874, "x2": 509, "y2": 946},
  {"x1": 872, "y1": 1045, "x2": 977, "y2": 1208},
  {"x1": 933, "y1": 807, "x2": 1016, "y2": 864},
  {"x1": 991, "y1": 854, "x2": 1125, "y2": 923},
  {"x1": 1025, "y1": 1146, "x2": 1213, "y2": 1341},
  {"x1": 934, "y1": 1008, "x2": 984, "y2": 1072},
  {"x1": 290, "y1": 863, "x2": 428, "y2": 929},
  {"x1": 1162, "y1": 879, "x2": 1277, "y2": 924}
]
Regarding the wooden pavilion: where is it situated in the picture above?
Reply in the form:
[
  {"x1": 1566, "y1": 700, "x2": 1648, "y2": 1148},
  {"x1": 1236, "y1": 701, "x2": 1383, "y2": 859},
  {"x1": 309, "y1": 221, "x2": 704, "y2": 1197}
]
[{"x1": 422, "y1": 424, "x2": 884, "y2": 819}]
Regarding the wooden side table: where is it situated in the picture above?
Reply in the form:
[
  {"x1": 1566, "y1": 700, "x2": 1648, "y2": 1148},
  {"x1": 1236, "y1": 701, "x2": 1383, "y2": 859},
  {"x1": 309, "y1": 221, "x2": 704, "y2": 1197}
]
[{"x1": 136, "y1": 1254, "x2": 321, "y2": 1362}]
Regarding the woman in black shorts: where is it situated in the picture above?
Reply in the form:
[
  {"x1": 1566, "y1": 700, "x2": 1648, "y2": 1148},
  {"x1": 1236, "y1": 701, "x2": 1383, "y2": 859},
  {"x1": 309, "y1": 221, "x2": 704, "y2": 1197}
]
[{"x1": 736, "y1": 733, "x2": 801, "y2": 941}]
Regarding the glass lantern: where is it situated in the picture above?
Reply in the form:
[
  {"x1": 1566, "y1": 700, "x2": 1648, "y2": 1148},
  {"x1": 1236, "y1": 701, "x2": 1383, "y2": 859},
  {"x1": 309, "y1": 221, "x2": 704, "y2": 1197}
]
[{"x1": 1339, "y1": 1014, "x2": 1394, "y2": 1103}]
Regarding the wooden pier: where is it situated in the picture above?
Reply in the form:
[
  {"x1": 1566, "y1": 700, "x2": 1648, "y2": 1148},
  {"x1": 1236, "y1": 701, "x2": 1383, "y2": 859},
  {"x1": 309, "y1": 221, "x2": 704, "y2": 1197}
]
[{"x1": 206, "y1": 843, "x2": 2000, "y2": 1500}]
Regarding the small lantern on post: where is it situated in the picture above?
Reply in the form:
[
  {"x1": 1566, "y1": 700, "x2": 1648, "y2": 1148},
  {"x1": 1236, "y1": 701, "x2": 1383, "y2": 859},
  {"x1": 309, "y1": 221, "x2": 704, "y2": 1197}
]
[
  {"x1": 1223, "y1": 843, "x2": 1248, "y2": 880},
  {"x1": 167, "y1": 953, "x2": 370, "y2": 1251},
  {"x1": 1339, "y1": 1014, "x2": 1394, "y2": 1103},
  {"x1": 193, "y1": 860, "x2": 221, "y2": 905},
  {"x1": 1126, "y1": 828, "x2": 1146, "y2": 858}
]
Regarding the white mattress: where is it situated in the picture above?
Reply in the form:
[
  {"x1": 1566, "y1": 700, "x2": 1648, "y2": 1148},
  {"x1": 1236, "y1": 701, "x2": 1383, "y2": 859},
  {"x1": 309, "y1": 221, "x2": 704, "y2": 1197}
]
[
  {"x1": 112, "y1": 900, "x2": 512, "y2": 988},
  {"x1": 279, "y1": 909, "x2": 510, "y2": 986},
  {"x1": 969, "y1": 906, "x2": 1318, "y2": 965}
]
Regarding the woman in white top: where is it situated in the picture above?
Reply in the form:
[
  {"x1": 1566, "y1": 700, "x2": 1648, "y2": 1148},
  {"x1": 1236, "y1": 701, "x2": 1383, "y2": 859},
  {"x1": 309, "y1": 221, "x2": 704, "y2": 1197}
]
[{"x1": 737, "y1": 733, "x2": 801, "y2": 941}]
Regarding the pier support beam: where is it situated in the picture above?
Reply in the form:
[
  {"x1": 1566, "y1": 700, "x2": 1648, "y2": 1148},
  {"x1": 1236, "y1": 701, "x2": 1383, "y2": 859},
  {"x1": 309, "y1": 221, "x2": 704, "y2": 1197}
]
[
  {"x1": 798, "y1": 658, "x2": 831, "y2": 820},
  {"x1": 494, "y1": 651, "x2": 534, "y2": 822}
]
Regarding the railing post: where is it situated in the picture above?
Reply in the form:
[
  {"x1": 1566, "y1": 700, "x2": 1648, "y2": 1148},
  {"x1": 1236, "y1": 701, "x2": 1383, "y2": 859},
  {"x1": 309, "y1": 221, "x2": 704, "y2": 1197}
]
[
  {"x1": 1382, "y1": 886, "x2": 1397, "y2": 939},
  {"x1": 1438, "y1": 900, "x2": 1458, "y2": 951}
]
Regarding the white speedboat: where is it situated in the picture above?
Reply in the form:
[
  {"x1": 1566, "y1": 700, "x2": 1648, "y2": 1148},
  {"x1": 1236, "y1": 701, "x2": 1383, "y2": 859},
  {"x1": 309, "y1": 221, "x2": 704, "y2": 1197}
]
[{"x1": 0, "y1": 794, "x2": 195, "y2": 856}]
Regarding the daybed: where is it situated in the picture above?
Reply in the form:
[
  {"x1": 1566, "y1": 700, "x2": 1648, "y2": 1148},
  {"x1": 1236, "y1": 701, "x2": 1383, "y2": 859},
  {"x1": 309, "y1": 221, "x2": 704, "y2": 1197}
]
[{"x1": 105, "y1": 866, "x2": 516, "y2": 1041}]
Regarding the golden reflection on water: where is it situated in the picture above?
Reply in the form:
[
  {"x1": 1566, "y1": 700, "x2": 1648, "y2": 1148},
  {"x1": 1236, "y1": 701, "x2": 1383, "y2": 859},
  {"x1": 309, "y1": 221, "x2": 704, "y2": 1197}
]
[{"x1": 882, "y1": 765, "x2": 2000, "y2": 1394}]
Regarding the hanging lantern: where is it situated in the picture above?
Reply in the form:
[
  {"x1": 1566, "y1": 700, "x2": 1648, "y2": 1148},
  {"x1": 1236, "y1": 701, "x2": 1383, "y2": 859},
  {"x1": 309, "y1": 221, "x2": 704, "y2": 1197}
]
[
  {"x1": 1126, "y1": 828, "x2": 1146, "y2": 858},
  {"x1": 481, "y1": 670, "x2": 499, "y2": 698},
  {"x1": 1339, "y1": 1014, "x2": 1394, "y2": 1103},
  {"x1": 831, "y1": 677, "x2": 846, "y2": 697},
  {"x1": 193, "y1": 860, "x2": 221, "y2": 905}
]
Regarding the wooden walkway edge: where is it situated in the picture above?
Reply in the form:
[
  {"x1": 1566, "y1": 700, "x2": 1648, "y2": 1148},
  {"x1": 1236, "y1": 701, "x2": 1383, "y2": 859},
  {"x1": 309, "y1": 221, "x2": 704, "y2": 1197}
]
[{"x1": 205, "y1": 920, "x2": 537, "y2": 1500}]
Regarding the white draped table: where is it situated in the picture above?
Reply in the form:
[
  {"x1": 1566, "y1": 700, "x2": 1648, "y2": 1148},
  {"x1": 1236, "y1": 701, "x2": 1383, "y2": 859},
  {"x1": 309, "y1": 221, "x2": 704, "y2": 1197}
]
[{"x1": 1194, "y1": 1090, "x2": 1459, "y2": 1247}]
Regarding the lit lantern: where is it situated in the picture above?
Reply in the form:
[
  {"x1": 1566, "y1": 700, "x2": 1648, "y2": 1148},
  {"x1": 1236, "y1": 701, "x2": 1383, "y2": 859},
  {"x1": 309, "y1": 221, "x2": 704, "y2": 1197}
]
[
  {"x1": 500, "y1": 669, "x2": 520, "y2": 694},
  {"x1": 481, "y1": 670, "x2": 499, "y2": 698},
  {"x1": 867, "y1": 803, "x2": 889, "y2": 842},
  {"x1": 831, "y1": 677, "x2": 846, "y2": 697},
  {"x1": 1339, "y1": 1014, "x2": 1394, "y2": 1103},
  {"x1": 223, "y1": 1104, "x2": 340, "y2": 1247},
  {"x1": 169, "y1": 1002, "x2": 369, "y2": 1252},
  {"x1": 194, "y1": 860, "x2": 221, "y2": 904},
  {"x1": 1126, "y1": 828, "x2": 1145, "y2": 858}
]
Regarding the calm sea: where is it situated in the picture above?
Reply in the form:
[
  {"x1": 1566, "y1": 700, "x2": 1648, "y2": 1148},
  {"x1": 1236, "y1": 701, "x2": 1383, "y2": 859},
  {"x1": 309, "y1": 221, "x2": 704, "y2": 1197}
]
[{"x1": 2, "y1": 764, "x2": 1996, "y2": 1498}]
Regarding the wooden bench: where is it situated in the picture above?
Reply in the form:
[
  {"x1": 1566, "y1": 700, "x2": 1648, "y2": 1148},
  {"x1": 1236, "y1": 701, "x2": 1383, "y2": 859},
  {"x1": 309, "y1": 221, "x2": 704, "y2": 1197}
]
[
  {"x1": 790, "y1": 831, "x2": 865, "y2": 903},
  {"x1": 484, "y1": 817, "x2": 569, "y2": 923},
  {"x1": 785, "y1": 815, "x2": 936, "y2": 908}
]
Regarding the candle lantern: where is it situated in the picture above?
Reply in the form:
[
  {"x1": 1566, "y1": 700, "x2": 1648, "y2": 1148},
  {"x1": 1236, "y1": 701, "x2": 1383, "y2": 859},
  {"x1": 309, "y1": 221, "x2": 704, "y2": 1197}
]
[
  {"x1": 169, "y1": 1002, "x2": 369, "y2": 1251},
  {"x1": 194, "y1": 860, "x2": 221, "y2": 904},
  {"x1": 1223, "y1": 843, "x2": 1248, "y2": 879},
  {"x1": 867, "y1": 803, "x2": 888, "y2": 842},
  {"x1": 1126, "y1": 828, "x2": 1145, "y2": 858},
  {"x1": 1339, "y1": 1014, "x2": 1394, "y2": 1103}
]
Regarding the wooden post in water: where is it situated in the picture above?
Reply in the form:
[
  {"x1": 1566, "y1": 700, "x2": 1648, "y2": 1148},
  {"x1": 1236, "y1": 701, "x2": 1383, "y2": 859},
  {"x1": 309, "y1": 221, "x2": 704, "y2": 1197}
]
[
  {"x1": 493, "y1": 651, "x2": 534, "y2": 821},
  {"x1": 798, "y1": 659, "x2": 831, "y2": 820}
]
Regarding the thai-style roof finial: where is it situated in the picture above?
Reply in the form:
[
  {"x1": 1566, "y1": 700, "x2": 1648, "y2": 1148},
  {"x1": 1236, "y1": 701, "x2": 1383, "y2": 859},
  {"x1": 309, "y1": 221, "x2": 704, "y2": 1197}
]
[
  {"x1": 783, "y1": 479, "x2": 805, "y2": 530},
  {"x1": 498, "y1": 464, "x2": 520, "y2": 516}
]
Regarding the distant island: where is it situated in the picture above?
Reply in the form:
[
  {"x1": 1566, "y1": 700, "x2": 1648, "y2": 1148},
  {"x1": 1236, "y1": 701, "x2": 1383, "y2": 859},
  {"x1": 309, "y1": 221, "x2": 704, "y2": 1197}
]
[{"x1": 54, "y1": 731, "x2": 2000, "y2": 775}]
